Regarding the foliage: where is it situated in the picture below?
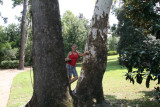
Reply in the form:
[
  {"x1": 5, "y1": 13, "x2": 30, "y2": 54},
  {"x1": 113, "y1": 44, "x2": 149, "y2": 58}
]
[
  {"x1": 12, "y1": 0, "x2": 22, "y2": 7},
  {"x1": 62, "y1": 10, "x2": 89, "y2": 57},
  {"x1": 114, "y1": 8, "x2": 146, "y2": 53},
  {"x1": 119, "y1": 36, "x2": 160, "y2": 88},
  {"x1": 2, "y1": 45, "x2": 18, "y2": 61},
  {"x1": 123, "y1": 0, "x2": 160, "y2": 35},
  {"x1": 0, "y1": 0, "x2": 8, "y2": 23},
  {"x1": 108, "y1": 36, "x2": 119, "y2": 51},
  {"x1": 0, "y1": 24, "x2": 20, "y2": 66},
  {"x1": 0, "y1": 20, "x2": 32, "y2": 67},
  {"x1": 0, "y1": 24, "x2": 21, "y2": 47},
  {"x1": 0, "y1": 42, "x2": 18, "y2": 61},
  {"x1": 0, "y1": 60, "x2": 19, "y2": 69},
  {"x1": 12, "y1": 0, "x2": 31, "y2": 7}
]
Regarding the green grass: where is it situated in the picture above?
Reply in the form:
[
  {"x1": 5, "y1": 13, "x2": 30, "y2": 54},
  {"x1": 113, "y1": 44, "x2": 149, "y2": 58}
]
[
  {"x1": 7, "y1": 55, "x2": 160, "y2": 107},
  {"x1": 7, "y1": 71, "x2": 33, "y2": 107}
]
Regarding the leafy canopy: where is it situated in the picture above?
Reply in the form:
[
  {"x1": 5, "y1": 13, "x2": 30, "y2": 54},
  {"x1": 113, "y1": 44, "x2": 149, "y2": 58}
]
[{"x1": 123, "y1": 0, "x2": 160, "y2": 35}]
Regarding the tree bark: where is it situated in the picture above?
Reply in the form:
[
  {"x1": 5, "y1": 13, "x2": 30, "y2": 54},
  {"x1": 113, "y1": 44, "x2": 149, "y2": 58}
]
[
  {"x1": 74, "y1": 0, "x2": 113, "y2": 106},
  {"x1": 18, "y1": 0, "x2": 28, "y2": 70},
  {"x1": 25, "y1": 0, "x2": 72, "y2": 107}
]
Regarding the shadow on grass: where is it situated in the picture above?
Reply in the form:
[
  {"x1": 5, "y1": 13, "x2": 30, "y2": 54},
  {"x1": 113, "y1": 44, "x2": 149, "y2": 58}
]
[{"x1": 104, "y1": 90, "x2": 160, "y2": 107}]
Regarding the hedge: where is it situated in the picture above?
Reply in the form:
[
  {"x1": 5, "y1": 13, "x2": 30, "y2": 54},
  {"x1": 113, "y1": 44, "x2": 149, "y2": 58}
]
[{"x1": 0, "y1": 60, "x2": 19, "y2": 69}]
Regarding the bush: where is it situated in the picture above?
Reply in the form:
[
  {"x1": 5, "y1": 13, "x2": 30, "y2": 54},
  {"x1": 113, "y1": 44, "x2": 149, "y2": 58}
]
[
  {"x1": 2, "y1": 48, "x2": 18, "y2": 60},
  {"x1": 108, "y1": 51, "x2": 118, "y2": 56},
  {"x1": 0, "y1": 60, "x2": 19, "y2": 69}
]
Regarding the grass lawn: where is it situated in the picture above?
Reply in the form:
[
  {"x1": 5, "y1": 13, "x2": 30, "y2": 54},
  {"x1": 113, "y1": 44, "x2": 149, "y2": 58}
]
[{"x1": 7, "y1": 55, "x2": 160, "y2": 107}]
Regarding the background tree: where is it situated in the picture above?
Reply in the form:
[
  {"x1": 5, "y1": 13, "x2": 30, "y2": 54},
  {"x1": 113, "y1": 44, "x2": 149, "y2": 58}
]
[
  {"x1": 12, "y1": 0, "x2": 33, "y2": 67},
  {"x1": 114, "y1": 8, "x2": 146, "y2": 53},
  {"x1": 123, "y1": 0, "x2": 160, "y2": 36},
  {"x1": 26, "y1": 0, "x2": 72, "y2": 106},
  {"x1": 62, "y1": 10, "x2": 89, "y2": 57},
  {"x1": 74, "y1": 0, "x2": 113, "y2": 106},
  {"x1": 116, "y1": 3, "x2": 160, "y2": 100},
  {"x1": 119, "y1": 36, "x2": 160, "y2": 88},
  {"x1": 18, "y1": 0, "x2": 28, "y2": 69}
]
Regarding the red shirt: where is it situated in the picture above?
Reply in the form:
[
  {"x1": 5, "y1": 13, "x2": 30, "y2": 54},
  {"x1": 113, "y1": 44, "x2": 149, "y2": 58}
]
[{"x1": 67, "y1": 51, "x2": 78, "y2": 66}]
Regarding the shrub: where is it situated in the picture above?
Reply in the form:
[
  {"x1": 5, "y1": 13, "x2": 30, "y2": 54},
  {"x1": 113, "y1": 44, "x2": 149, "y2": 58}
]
[
  {"x1": 108, "y1": 51, "x2": 118, "y2": 56},
  {"x1": 0, "y1": 60, "x2": 19, "y2": 69},
  {"x1": 2, "y1": 48, "x2": 18, "y2": 60}
]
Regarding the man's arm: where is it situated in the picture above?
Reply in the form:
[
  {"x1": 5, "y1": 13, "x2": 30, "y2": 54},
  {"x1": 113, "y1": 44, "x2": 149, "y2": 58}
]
[{"x1": 77, "y1": 51, "x2": 90, "y2": 57}]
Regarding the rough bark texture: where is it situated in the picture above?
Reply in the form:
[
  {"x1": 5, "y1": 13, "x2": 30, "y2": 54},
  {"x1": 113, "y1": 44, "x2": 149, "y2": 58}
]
[
  {"x1": 74, "y1": 0, "x2": 113, "y2": 106},
  {"x1": 18, "y1": 0, "x2": 28, "y2": 70},
  {"x1": 25, "y1": 0, "x2": 72, "y2": 107}
]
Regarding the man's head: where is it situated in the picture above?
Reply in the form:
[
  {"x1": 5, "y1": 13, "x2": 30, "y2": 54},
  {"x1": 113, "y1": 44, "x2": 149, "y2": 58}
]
[{"x1": 72, "y1": 44, "x2": 77, "y2": 52}]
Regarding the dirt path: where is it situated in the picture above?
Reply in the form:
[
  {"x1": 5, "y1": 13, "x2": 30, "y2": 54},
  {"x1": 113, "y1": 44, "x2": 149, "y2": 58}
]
[{"x1": 0, "y1": 67, "x2": 31, "y2": 107}]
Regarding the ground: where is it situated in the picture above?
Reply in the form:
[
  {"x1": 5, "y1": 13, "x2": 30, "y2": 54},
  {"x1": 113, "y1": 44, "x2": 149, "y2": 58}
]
[
  {"x1": 2, "y1": 55, "x2": 160, "y2": 107},
  {"x1": 0, "y1": 67, "x2": 31, "y2": 107}
]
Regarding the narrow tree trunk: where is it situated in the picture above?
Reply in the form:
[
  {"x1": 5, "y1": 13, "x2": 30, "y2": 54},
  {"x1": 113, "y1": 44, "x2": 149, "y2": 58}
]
[
  {"x1": 75, "y1": 0, "x2": 113, "y2": 106},
  {"x1": 18, "y1": 0, "x2": 28, "y2": 70},
  {"x1": 25, "y1": 0, "x2": 72, "y2": 107}
]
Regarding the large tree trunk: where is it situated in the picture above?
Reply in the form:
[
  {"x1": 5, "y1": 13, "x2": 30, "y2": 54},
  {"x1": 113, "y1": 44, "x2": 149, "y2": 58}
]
[
  {"x1": 25, "y1": 0, "x2": 72, "y2": 107},
  {"x1": 18, "y1": 0, "x2": 28, "y2": 70},
  {"x1": 74, "y1": 0, "x2": 113, "y2": 106}
]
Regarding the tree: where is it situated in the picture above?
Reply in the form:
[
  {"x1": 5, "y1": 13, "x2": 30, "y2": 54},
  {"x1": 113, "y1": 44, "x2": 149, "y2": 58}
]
[
  {"x1": 62, "y1": 10, "x2": 89, "y2": 57},
  {"x1": 12, "y1": 0, "x2": 33, "y2": 66},
  {"x1": 74, "y1": 0, "x2": 113, "y2": 106},
  {"x1": 114, "y1": 8, "x2": 146, "y2": 53},
  {"x1": 123, "y1": 0, "x2": 160, "y2": 35},
  {"x1": 26, "y1": 0, "x2": 72, "y2": 106},
  {"x1": 119, "y1": 36, "x2": 160, "y2": 88},
  {"x1": 18, "y1": 0, "x2": 28, "y2": 69}
]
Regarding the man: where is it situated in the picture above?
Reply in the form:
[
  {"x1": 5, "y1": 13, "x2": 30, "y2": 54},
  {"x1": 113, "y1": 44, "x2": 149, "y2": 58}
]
[{"x1": 65, "y1": 44, "x2": 89, "y2": 84}]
